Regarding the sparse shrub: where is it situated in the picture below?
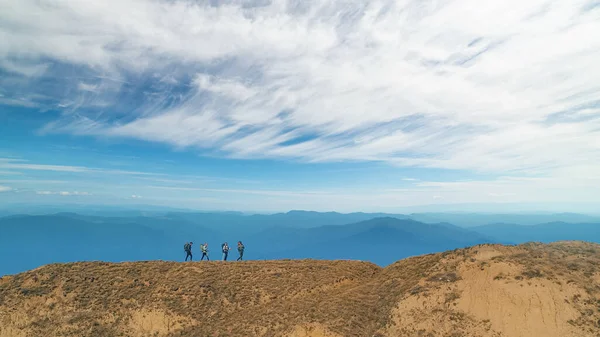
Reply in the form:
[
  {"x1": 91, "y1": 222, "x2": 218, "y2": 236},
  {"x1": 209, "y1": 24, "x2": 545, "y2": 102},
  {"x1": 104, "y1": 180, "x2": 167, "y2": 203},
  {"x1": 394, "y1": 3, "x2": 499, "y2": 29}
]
[
  {"x1": 426, "y1": 273, "x2": 461, "y2": 283},
  {"x1": 445, "y1": 291, "x2": 461, "y2": 304},
  {"x1": 522, "y1": 269, "x2": 543, "y2": 279},
  {"x1": 409, "y1": 286, "x2": 425, "y2": 295},
  {"x1": 19, "y1": 286, "x2": 51, "y2": 297}
]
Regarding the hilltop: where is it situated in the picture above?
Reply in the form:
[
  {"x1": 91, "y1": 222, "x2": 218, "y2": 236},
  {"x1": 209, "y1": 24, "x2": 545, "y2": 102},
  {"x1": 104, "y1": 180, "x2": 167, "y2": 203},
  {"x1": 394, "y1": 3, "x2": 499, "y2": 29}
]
[{"x1": 1, "y1": 241, "x2": 600, "y2": 337}]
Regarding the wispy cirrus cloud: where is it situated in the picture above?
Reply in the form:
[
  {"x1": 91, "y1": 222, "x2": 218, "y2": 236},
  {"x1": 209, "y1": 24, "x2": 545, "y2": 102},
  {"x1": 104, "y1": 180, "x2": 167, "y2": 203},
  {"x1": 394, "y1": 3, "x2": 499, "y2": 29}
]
[
  {"x1": 0, "y1": 179, "x2": 66, "y2": 184},
  {"x1": 134, "y1": 175, "x2": 260, "y2": 185},
  {"x1": 0, "y1": 185, "x2": 12, "y2": 192},
  {"x1": 147, "y1": 185, "x2": 336, "y2": 198},
  {"x1": 411, "y1": 171, "x2": 600, "y2": 203},
  {"x1": 0, "y1": 171, "x2": 23, "y2": 175},
  {"x1": 36, "y1": 191, "x2": 91, "y2": 196},
  {"x1": 0, "y1": 0, "x2": 599, "y2": 181},
  {"x1": 0, "y1": 158, "x2": 164, "y2": 176}
]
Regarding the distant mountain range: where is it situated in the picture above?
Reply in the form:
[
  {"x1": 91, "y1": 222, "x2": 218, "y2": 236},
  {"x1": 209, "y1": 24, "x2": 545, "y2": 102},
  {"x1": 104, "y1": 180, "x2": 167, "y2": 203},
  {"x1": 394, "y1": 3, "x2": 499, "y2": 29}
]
[
  {"x1": 471, "y1": 222, "x2": 600, "y2": 244},
  {"x1": 3, "y1": 204, "x2": 600, "y2": 227},
  {"x1": 241, "y1": 217, "x2": 493, "y2": 265},
  {"x1": 408, "y1": 212, "x2": 600, "y2": 227},
  {"x1": 0, "y1": 210, "x2": 598, "y2": 276}
]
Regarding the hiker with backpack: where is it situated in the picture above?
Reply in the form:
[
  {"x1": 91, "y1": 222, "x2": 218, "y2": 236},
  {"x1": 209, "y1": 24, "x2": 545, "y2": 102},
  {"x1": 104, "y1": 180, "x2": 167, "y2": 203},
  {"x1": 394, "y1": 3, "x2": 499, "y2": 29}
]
[
  {"x1": 200, "y1": 243, "x2": 209, "y2": 261},
  {"x1": 237, "y1": 241, "x2": 245, "y2": 261},
  {"x1": 222, "y1": 242, "x2": 230, "y2": 261},
  {"x1": 184, "y1": 242, "x2": 193, "y2": 261}
]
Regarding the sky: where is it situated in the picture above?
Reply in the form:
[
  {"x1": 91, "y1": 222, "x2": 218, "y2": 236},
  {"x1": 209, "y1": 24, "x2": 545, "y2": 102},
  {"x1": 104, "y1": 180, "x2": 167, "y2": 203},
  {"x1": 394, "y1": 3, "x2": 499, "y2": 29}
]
[{"x1": 0, "y1": 0, "x2": 599, "y2": 213}]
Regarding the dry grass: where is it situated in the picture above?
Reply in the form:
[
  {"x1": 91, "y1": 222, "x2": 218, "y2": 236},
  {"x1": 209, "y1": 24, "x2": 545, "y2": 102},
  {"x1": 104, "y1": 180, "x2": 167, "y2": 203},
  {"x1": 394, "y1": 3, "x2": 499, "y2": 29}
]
[
  {"x1": 499, "y1": 241, "x2": 600, "y2": 334},
  {"x1": 1, "y1": 241, "x2": 599, "y2": 337}
]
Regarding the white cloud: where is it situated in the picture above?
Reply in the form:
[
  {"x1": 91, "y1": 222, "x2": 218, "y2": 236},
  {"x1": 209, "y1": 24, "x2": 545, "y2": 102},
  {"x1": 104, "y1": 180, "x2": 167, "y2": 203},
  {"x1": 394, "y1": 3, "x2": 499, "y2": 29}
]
[
  {"x1": 412, "y1": 172, "x2": 600, "y2": 204},
  {"x1": 488, "y1": 192, "x2": 516, "y2": 197},
  {"x1": 147, "y1": 185, "x2": 335, "y2": 198},
  {"x1": 0, "y1": 179, "x2": 66, "y2": 184},
  {"x1": 36, "y1": 191, "x2": 91, "y2": 196},
  {"x1": 0, "y1": 159, "x2": 164, "y2": 176},
  {"x1": 0, "y1": 97, "x2": 39, "y2": 108},
  {"x1": 0, "y1": 59, "x2": 48, "y2": 77},
  {"x1": 78, "y1": 82, "x2": 99, "y2": 92},
  {"x1": 0, "y1": 0, "x2": 599, "y2": 183},
  {"x1": 131, "y1": 194, "x2": 142, "y2": 199},
  {"x1": 0, "y1": 171, "x2": 23, "y2": 175},
  {"x1": 0, "y1": 185, "x2": 12, "y2": 192},
  {"x1": 3, "y1": 163, "x2": 90, "y2": 173}
]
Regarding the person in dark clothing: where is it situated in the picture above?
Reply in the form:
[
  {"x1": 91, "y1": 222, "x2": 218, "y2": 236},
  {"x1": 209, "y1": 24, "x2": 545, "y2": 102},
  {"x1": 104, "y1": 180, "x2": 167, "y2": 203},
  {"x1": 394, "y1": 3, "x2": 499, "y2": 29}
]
[
  {"x1": 184, "y1": 242, "x2": 193, "y2": 261},
  {"x1": 222, "y1": 242, "x2": 230, "y2": 261},
  {"x1": 200, "y1": 243, "x2": 209, "y2": 261},
  {"x1": 237, "y1": 241, "x2": 245, "y2": 261}
]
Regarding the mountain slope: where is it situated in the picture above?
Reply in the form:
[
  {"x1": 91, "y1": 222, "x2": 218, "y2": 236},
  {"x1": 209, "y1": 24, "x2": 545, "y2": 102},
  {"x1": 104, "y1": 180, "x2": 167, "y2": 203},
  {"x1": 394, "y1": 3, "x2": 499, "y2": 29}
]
[{"x1": 1, "y1": 241, "x2": 599, "y2": 337}]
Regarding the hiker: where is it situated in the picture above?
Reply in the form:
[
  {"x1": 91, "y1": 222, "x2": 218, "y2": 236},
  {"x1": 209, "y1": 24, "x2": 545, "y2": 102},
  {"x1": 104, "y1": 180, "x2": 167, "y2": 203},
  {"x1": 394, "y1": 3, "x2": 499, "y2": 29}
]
[
  {"x1": 184, "y1": 242, "x2": 193, "y2": 261},
  {"x1": 222, "y1": 242, "x2": 230, "y2": 261},
  {"x1": 200, "y1": 243, "x2": 209, "y2": 261},
  {"x1": 237, "y1": 241, "x2": 245, "y2": 261}
]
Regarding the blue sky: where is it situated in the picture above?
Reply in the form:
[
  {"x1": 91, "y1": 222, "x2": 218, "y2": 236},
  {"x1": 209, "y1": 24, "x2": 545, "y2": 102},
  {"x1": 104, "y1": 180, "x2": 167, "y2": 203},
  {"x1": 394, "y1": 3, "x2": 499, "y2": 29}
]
[{"x1": 0, "y1": 0, "x2": 599, "y2": 213}]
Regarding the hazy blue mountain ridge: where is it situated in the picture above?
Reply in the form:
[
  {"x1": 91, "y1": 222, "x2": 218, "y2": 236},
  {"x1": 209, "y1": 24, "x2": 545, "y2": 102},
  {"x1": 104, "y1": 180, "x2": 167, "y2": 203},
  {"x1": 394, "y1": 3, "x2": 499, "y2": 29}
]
[
  {"x1": 471, "y1": 221, "x2": 600, "y2": 244},
  {"x1": 0, "y1": 214, "x2": 487, "y2": 275},
  {"x1": 1, "y1": 211, "x2": 599, "y2": 276}
]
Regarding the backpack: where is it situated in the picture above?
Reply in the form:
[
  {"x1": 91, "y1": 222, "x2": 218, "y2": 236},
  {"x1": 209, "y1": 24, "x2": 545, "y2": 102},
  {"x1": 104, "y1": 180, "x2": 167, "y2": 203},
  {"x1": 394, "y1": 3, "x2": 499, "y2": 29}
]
[{"x1": 184, "y1": 243, "x2": 190, "y2": 252}]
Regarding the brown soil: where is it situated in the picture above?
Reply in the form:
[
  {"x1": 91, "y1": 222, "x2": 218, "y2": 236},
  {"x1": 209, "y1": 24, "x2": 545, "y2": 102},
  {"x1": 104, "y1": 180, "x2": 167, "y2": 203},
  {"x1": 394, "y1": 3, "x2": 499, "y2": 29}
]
[{"x1": 1, "y1": 241, "x2": 599, "y2": 337}]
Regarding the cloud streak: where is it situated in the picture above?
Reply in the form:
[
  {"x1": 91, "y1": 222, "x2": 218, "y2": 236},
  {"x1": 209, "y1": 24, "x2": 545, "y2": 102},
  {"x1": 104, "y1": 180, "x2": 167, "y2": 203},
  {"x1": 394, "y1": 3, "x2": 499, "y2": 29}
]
[
  {"x1": 36, "y1": 191, "x2": 91, "y2": 196},
  {"x1": 1, "y1": 0, "x2": 599, "y2": 180},
  {"x1": 0, "y1": 171, "x2": 23, "y2": 175},
  {"x1": 0, "y1": 158, "x2": 165, "y2": 176},
  {"x1": 147, "y1": 185, "x2": 337, "y2": 198}
]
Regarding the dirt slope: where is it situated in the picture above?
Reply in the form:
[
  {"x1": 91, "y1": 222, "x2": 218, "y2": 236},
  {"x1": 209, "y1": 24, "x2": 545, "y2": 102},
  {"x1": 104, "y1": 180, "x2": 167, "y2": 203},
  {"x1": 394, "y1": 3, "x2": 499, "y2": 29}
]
[{"x1": 1, "y1": 241, "x2": 599, "y2": 337}]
